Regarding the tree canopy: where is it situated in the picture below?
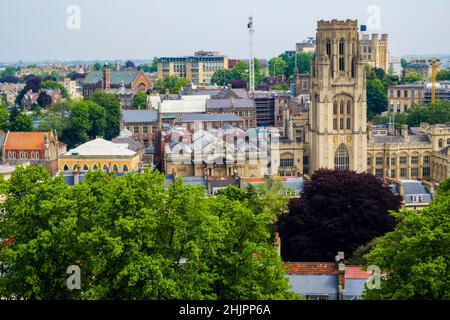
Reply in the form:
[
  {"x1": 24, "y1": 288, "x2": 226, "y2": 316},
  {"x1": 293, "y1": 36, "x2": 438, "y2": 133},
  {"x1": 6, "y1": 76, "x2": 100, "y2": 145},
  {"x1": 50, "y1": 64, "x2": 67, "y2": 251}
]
[
  {"x1": 88, "y1": 92, "x2": 121, "y2": 140},
  {"x1": 154, "y1": 76, "x2": 190, "y2": 94},
  {"x1": 0, "y1": 167, "x2": 298, "y2": 300},
  {"x1": 7, "y1": 106, "x2": 34, "y2": 132},
  {"x1": 403, "y1": 72, "x2": 424, "y2": 84},
  {"x1": 41, "y1": 80, "x2": 69, "y2": 99},
  {"x1": 362, "y1": 178, "x2": 450, "y2": 300},
  {"x1": 132, "y1": 91, "x2": 148, "y2": 110},
  {"x1": 278, "y1": 169, "x2": 402, "y2": 262}
]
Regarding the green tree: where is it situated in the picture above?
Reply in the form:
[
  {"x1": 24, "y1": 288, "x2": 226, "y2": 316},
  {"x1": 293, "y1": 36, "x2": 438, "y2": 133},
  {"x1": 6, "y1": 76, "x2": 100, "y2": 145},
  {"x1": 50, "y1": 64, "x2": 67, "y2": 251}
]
[
  {"x1": 0, "y1": 102, "x2": 8, "y2": 131},
  {"x1": 231, "y1": 60, "x2": 265, "y2": 85},
  {"x1": 89, "y1": 92, "x2": 121, "y2": 140},
  {"x1": 363, "y1": 178, "x2": 450, "y2": 300},
  {"x1": 271, "y1": 84, "x2": 289, "y2": 91},
  {"x1": 403, "y1": 72, "x2": 424, "y2": 84},
  {"x1": 154, "y1": 76, "x2": 190, "y2": 94},
  {"x1": 41, "y1": 81, "x2": 69, "y2": 99},
  {"x1": 60, "y1": 101, "x2": 90, "y2": 148},
  {"x1": 0, "y1": 167, "x2": 299, "y2": 300},
  {"x1": 436, "y1": 69, "x2": 450, "y2": 81},
  {"x1": 282, "y1": 52, "x2": 313, "y2": 78},
  {"x1": 406, "y1": 101, "x2": 450, "y2": 126},
  {"x1": 87, "y1": 101, "x2": 107, "y2": 139},
  {"x1": 37, "y1": 102, "x2": 70, "y2": 135},
  {"x1": 132, "y1": 91, "x2": 148, "y2": 110},
  {"x1": 367, "y1": 78, "x2": 387, "y2": 118},
  {"x1": 93, "y1": 63, "x2": 102, "y2": 71},
  {"x1": 8, "y1": 107, "x2": 34, "y2": 132},
  {"x1": 211, "y1": 69, "x2": 235, "y2": 86},
  {"x1": 268, "y1": 57, "x2": 287, "y2": 76}
]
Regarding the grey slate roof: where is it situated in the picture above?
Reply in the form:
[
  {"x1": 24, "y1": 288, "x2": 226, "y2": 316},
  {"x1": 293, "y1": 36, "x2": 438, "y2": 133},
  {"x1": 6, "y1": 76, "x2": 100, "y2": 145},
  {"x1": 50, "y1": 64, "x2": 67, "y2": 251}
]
[
  {"x1": 287, "y1": 275, "x2": 338, "y2": 299},
  {"x1": 206, "y1": 99, "x2": 255, "y2": 110},
  {"x1": 174, "y1": 113, "x2": 243, "y2": 122},
  {"x1": 401, "y1": 180, "x2": 433, "y2": 204},
  {"x1": 121, "y1": 110, "x2": 158, "y2": 124},
  {"x1": 84, "y1": 71, "x2": 140, "y2": 85},
  {"x1": 370, "y1": 134, "x2": 430, "y2": 144}
]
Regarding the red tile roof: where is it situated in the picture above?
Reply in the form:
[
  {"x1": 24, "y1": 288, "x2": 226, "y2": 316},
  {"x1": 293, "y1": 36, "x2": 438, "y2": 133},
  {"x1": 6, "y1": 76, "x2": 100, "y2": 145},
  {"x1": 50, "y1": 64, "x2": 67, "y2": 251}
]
[
  {"x1": 345, "y1": 266, "x2": 372, "y2": 279},
  {"x1": 4, "y1": 132, "x2": 51, "y2": 151},
  {"x1": 284, "y1": 262, "x2": 338, "y2": 276}
]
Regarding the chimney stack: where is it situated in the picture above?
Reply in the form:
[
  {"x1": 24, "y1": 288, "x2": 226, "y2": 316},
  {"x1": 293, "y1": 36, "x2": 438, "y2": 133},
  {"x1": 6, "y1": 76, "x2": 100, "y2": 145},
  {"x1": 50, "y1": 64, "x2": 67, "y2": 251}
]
[
  {"x1": 103, "y1": 63, "x2": 111, "y2": 89},
  {"x1": 401, "y1": 124, "x2": 409, "y2": 139},
  {"x1": 335, "y1": 252, "x2": 345, "y2": 300}
]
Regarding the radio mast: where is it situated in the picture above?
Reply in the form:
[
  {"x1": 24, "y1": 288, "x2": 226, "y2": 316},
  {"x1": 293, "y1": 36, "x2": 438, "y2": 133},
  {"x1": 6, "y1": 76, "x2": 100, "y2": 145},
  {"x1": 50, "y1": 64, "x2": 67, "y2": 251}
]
[{"x1": 248, "y1": 15, "x2": 255, "y2": 94}]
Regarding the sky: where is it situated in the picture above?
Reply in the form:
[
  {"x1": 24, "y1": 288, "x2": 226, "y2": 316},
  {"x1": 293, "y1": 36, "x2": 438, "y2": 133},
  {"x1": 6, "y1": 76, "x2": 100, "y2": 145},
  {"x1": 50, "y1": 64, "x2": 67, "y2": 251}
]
[{"x1": 0, "y1": 0, "x2": 449, "y2": 62}]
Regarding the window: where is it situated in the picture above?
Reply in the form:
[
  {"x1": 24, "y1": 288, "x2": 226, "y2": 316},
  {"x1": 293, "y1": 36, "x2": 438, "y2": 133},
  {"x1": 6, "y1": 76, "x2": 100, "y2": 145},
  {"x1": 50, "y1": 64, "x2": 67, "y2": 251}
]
[
  {"x1": 439, "y1": 139, "x2": 443, "y2": 148},
  {"x1": 326, "y1": 40, "x2": 332, "y2": 57},
  {"x1": 333, "y1": 102, "x2": 338, "y2": 114},
  {"x1": 400, "y1": 156, "x2": 408, "y2": 165},
  {"x1": 346, "y1": 118, "x2": 351, "y2": 130},
  {"x1": 134, "y1": 126, "x2": 140, "y2": 134},
  {"x1": 103, "y1": 165, "x2": 108, "y2": 172},
  {"x1": 113, "y1": 165, "x2": 119, "y2": 172},
  {"x1": 423, "y1": 167, "x2": 431, "y2": 177},
  {"x1": 375, "y1": 169, "x2": 384, "y2": 177},
  {"x1": 303, "y1": 156, "x2": 309, "y2": 165},
  {"x1": 347, "y1": 101, "x2": 351, "y2": 114},
  {"x1": 376, "y1": 157, "x2": 384, "y2": 165},
  {"x1": 391, "y1": 157, "x2": 396, "y2": 166},
  {"x1": 63, "y1": 165, "x2": 69, "y2": 171},
  {"x1": 335, "y1": 144, "x2": 350, "y2": 171},
  {"x1": 123, "y1": 165, "x2": 129, "y2": 172},
  {"x1": 143, "y1": 126, "x2": 149, "y2": 134},
  {"x1": 391, "y1": 169, "x2": 396, "y2": 178},
  {"x1": 83, "y1": 165, "x2": 89, "y2": 171},
  {"x1": 424, "y1": 155, "x2": 430, "y2": 164},
  {"x1": 340, "y1": 101, "x2": 345, "y2": 114},
  {"x1": 333, "y1": 119, "x2": 338, "y2": 130},
  {"x1": 411, "y1": 167, "x2": 419, "y2": 177},
  {"x1": 367, "y1": 157, "x2": 372, "y2": 166},
  {"x1": 411, "y1": 156, "x2": 419, "y2": 165},
  {"x1": 400, "y1": 168, "x2": 407, "y2": 178},
  {"x1": 339, "y1": 39, "x2": 345, "y2": 71},
  {"x1": 280, "y1": 157, "x2": 294, "y2": 168},
  {"x1": 340, "y1": 118, "x2": 344, "y2": 130},
  {"x1": 339, "y1": 57, "x2": 345, "y2": 71}
]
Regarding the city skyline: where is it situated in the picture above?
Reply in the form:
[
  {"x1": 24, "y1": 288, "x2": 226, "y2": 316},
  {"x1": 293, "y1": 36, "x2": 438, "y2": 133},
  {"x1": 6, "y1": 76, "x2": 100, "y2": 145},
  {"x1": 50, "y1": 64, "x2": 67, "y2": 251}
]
[{"x1": 1, "y1": 0, "x2": 449, "y2": 62}]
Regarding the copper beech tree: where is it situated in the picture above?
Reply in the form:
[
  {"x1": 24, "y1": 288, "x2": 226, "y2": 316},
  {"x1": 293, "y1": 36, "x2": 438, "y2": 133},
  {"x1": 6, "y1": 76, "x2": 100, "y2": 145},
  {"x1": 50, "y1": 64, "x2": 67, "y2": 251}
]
[{"x1": 278, "y1": 169, "x2": 402, "y2": 262}]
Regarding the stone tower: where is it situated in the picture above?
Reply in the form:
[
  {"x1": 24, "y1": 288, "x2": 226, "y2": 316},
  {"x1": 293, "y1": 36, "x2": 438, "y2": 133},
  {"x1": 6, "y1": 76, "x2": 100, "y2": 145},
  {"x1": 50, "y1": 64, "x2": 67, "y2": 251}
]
[{"x1": 309, "y1": 20, "x2": 367, "y2": 173}]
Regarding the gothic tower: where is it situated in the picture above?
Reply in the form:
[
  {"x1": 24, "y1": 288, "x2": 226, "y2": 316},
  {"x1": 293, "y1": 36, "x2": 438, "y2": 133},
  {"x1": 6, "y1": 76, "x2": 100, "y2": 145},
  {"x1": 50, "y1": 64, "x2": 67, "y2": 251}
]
[{"x1": 310, "y1": 19, "x2": 367, "y2": 173}]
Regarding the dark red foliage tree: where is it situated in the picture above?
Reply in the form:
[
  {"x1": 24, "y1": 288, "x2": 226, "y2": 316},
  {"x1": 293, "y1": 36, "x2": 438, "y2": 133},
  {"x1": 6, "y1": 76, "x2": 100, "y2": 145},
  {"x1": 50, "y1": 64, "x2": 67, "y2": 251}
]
[
  {"x1": 37, "y1": 91, "x2": 52, "y2": 108},
  {"x1": 125, "y1": 60, "x2": 136, "y2": 69},
  {"x1": 278, "y1": 169, "x2": 402, "y2": 262}
]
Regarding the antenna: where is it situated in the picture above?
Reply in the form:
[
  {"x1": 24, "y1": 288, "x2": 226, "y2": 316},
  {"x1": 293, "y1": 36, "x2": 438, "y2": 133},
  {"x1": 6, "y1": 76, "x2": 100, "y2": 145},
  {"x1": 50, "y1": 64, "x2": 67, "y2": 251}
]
[{"x1": 248, "y1": 15, "x2": 255, "y2": 94}]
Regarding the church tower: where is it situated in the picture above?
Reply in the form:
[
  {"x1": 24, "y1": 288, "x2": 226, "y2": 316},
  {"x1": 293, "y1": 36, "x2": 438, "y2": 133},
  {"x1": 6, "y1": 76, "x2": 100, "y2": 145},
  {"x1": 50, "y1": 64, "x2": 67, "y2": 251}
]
[{"x1": 310, "y1": 19, "x2": 367, "y2": 173}]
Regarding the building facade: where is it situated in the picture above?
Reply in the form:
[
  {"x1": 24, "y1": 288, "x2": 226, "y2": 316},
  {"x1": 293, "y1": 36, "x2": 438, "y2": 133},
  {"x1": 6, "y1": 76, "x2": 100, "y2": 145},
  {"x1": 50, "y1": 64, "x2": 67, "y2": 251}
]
[
  {"x1": 387, "y1": 84, "x2": 425, "y2": 113},
  {"x1": 157, "y1": 51, "x2": 229, "y2": 85},
  {"x1": 310, "y1": 19, "x2": 368, "y2": 173},
  {"x1": 360, "y1": 33, "x2": 389, "y2": 71}
]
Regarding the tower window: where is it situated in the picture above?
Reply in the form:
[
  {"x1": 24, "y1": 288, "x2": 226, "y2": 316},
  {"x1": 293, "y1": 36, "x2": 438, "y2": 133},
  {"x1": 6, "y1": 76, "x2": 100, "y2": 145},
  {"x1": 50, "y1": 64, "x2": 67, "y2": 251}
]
[
  {"x1": 335, "y1": 144, "x2": 350, "y2": 171},
  {"x1": 333, "y1": 102, "x2": 338, "y2": 114},
  {"x1": 326, "y1": 39, "x2": 332, "y2": 57},
  {"x1": 339, "y1": 57, "x2": 345, "y2": 71},
  {"x1": 339, "y1": 40, "x2": 345, "y2": 55}
]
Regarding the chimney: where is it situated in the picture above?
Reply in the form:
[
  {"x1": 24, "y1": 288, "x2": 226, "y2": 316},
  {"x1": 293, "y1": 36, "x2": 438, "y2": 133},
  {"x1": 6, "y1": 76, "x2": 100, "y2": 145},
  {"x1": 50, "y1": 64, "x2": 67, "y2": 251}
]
[
  {"x1": 335, "y1": 252, "x2": 345, "y2": 301},
  {"x1": 388, "y1": 122, "x2": 395, "y2": 136},
  {"x1": 401, "y1": 124, "x2": 409, "y2": 139},
  {"x1": 274, "y1": 232, "x2": 281, "y2": 257},
  {"x1": 230, "y1": 97, "x2": 235, "y2": 109},
  {"x1": 103, "y1": 63, "x2": 111, "y2": 89}
]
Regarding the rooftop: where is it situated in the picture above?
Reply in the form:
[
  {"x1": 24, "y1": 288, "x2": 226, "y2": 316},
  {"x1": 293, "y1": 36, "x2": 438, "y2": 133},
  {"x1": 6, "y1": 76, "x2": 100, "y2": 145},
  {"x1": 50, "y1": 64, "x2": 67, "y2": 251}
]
[
  {"x1": 62, "y1": 138, "x2": 137, "y2": 157},
  {"x1": 121, "y1": 109, "x2": 158, "y2": 124},
  {"x1": 4, "y1": 132, "x2": 53, "y2": 151}
]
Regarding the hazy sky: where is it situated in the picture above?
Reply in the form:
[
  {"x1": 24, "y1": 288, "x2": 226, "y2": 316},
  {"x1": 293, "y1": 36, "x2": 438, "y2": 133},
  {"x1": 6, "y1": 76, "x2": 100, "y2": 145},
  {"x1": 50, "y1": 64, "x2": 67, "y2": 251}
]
[{"x1": 1, "y1": 0, "x2": 449, "y2": 62}]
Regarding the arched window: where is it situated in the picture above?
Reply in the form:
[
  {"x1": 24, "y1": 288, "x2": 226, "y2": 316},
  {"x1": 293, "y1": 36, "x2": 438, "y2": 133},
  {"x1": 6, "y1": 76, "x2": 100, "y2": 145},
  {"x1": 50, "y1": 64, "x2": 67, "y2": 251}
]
[
  {"x1": 93, "y1": 165, "x2": 98, "y2": 170},
  {"x1": 83, "y1": 165, "x2": 89, "y2": 171},
  {"x1": 339, "y1": 39, "x2": 345, "y2": 71},
  {"x1": 335, "y1": 144, "x2": 350, "y2": 171},
  {"x1": 112, "y1": 165, "x2": 118, "y2": 172},
  {"x1": 340, "y1": 101, "x2": 345, "y2": 114},
  {"x1": 63, "y1": 165, "x2": 69, "y2": 171},
  {"x1": 326, "y1": 39, "x2": 332, "y2": 57},
  {"x1": 347, "y1": 101, "x2": 351, "y2": 114},
  {"x1": 103, "y1": 165, "x2": 109, "y2": 172},
  {"x1": 333, "y1": 101, "x2": 338, "y2": 115},
  {"x1": 123, "y1": 165, "x2": 128, "y2": 172}
]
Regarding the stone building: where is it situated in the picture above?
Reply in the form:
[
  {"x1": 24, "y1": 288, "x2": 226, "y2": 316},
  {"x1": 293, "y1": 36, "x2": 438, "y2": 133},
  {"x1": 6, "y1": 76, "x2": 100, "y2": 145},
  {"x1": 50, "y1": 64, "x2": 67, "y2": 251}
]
[
  {"x1": 206, "y1": 98, "x2": 257, "y2": 129},
  {"x1": 360, "y1": 33, "x2": 389, "y2": 72},
  {"x1": 82, "y1": 64, "x2": 153, "y2": 98},
  {"x1": 2, "y1": 131, "x2": 63, "y2": 175},
  {"x1": 309, "y1": 19, "x2": 368, "y2": 173},
  {"x1": 120, "y1": 109, "x2": 159, "y2": 148}
]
